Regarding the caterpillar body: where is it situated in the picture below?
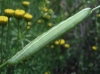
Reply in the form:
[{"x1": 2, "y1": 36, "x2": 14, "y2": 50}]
[{"x1": 7, "y1": 8, "x2": 91, "y2": 65}]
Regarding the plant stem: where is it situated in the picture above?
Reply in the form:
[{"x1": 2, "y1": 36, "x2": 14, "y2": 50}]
[
  {"x1": 7, "y1": 18, "x2": 10, "y2": 56},
  {"x1": 22, "y1": 61, "x2": 25, "y2": 74},
  {"x1": 91, "y1": 5, "x2": 100, "y2": 13},
  {"x1": 1, "y1": 26, "x2": 4, "y2": 64},
  {"x1": 18, "y1": 20, "x2": 20, "y2": 40},
  {"x1": 0, "y1": 61, "x2": 7, "y2": 69},
  {"x1": 16, "y1": 19, "x2": 20, "y2": 52}
]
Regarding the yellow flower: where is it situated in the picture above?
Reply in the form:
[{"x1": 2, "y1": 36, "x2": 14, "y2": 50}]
[
  {"x1": 64, "y1": 43, "x2": 70, "y2": 48},
  {"x1": 37, "y1": 20, "x2": 42, "y2": 23},
  {"x1": 27, "y1": 22, "x2": 31, "y2": 26},
  {"x1": 59, "y1": 39, "x2": 65, "y2": 45},
  {"x1": 55, "y1": 39, "x2": 65, "y2": 45},
  {"x1": 45, "y1": 15, "x2": 50, "y2": 19},
  {"x1": 22, "y1": 1, "x2": 30, "y2": 7},
  {"x1": 4, "y1": 9, "x2": 14, "y2": 17},
  {"x1": 0, "y1": 16, "x2": 8, "y2": 25},
  {"x1": 48, "y1": 9, "x2": 53, "y2": 14},
  {"x1": 92, "y1": 46, "x2": 97, "y2": 50},
  {"x1": 24, "y1": 13, "x2": 33, "y2": 21},
  {"x1": 48, "y1": 23, "x2": 52, "y2": 27},
  {"x1": 14, "y1": 9, "x2": 25, "y2": 19},
  {"x1": 44, "y1": 71, "x2": 50, "y2": 74},
  {"x1": 27, "y1": 25, "x2": 31, "y2": 29},
  {"x1": 55, "y1": 40, "x2": 59, "y2": 45},
  {"x1": 43, "y1": 7, "x2": 48, "y2": 12},
  {"x1": 43, "y1": 13, "x2": 51, "y2": 20},
  {"x1": 98, "y1": 14, "x2": 100, "y2": 17},
  {"x1": 51, "y1": 45, "x2": 54, "y2": 48}
]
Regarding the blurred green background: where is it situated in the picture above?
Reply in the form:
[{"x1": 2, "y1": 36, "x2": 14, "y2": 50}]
[{"x1": 0, "y1": 0, "x2": 100, "y2": 74}]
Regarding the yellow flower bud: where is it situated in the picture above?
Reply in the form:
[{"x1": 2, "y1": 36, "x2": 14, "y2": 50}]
[
  {"x1": 27, "y1": 22, "x2": 31, "y2": 26},
  {"x1": 59, "y1": 39, "x2": 65, "y2": 45},
  {"x1": 27, "y1": 25, "x2": 31, "y2": 29},
  {"x1": 0, "y1": 16, "x2": 8, "y2": 25},
  {"x1": 44, "y1": 71, "x2": 50, "y2": 74},
  {"x1": 46, "y1": 15, "x2": 50, "y2": 19},
  {"x1": 51, "y1": 45, "x2": 54, "y2": 48},
  {"x1": 43, "y1": 13, "x2": 51, "y2": 20},
  {"x1": 4, "y1": 9, "x2": 14, "y2": 17},
  {"x1": 55, "y1": 40, "x2": 59, "y2": 45},
  {"x1": 22, "y1": 1, "x2": 30, "y2": 7},
  {"x1": 43, "y1": 7, "x2": 48, "y2": 12},
  {"x1": 48, "y1": 23, "x2": 52, "y2": 27},
  {"x1": 24, "y1": 13, "x2": 33, "y2": 21},
  {"x1": 48, "y1": 9, "x2": 53, "y2": 14},
  {"x1": 37, "y1": 20, "x2": 42, "y2": 23},
  {"x1": 14, "y1": 9, "x2": 25, "y2": 19},
  {"x1": 55, "y1": 39, "x2": 65, "y2": 45},
  {"x1": 92, "y1": 46, "x2": 97, "y2": 50},
  {"x1": 98, "y1": 14, "x2": 100, "y2": 17},
  {"x1": 64, "y1": 44, "x2": 70, "y2": 48}
]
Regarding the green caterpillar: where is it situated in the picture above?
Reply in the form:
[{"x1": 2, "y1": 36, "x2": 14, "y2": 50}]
[{"x1": 6, "y1": 6, "x2": 100, "y2": 65}]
